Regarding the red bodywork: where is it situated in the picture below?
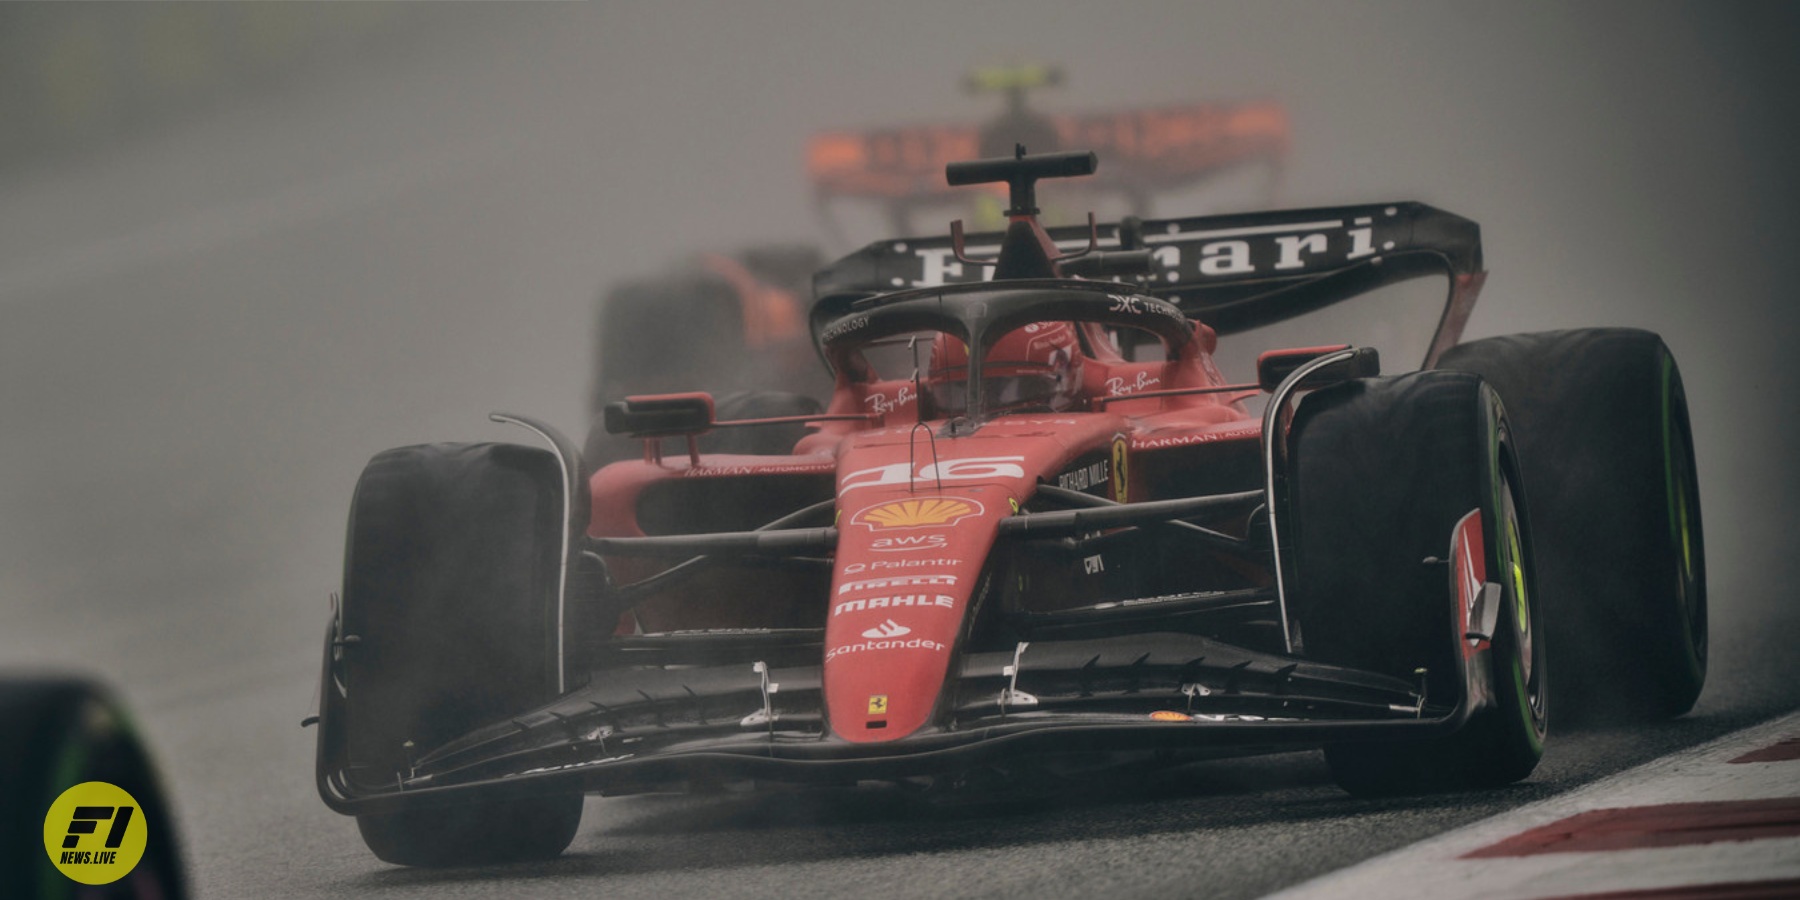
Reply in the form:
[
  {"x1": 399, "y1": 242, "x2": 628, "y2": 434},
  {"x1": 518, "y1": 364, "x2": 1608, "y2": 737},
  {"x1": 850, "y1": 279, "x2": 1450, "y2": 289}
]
[{"x1": 589, "y1": 204, "x2": 1272, "y2": 745}]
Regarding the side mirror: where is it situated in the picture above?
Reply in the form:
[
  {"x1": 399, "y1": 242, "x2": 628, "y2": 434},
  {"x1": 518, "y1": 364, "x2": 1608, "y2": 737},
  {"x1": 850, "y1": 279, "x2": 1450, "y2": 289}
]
[
  {"x1": 1257, "y1": 345, "x2": 1380, "y2": 392},
  {"x1": 603, "y1": 392, "x2": 715, "y2": 437}
]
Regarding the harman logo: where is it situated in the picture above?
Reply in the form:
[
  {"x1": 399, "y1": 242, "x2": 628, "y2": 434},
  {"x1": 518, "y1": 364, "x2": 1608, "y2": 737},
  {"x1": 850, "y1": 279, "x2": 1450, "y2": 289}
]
[
  {"x1": 862, "y1": 619, "x2": 911, "y2": 639},
  {"x1": 854, "y1": 497, "x2": 985, "y2": 530},
  {"x1": 43, "y1": 782, "x2": 148, "y2": 885}
]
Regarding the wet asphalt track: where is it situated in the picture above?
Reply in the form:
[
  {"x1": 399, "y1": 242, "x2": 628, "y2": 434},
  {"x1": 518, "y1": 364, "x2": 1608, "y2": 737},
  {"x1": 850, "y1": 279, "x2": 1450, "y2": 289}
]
[{"x1": 2, "y1": 5, "x2": 1797, "y2": 898}]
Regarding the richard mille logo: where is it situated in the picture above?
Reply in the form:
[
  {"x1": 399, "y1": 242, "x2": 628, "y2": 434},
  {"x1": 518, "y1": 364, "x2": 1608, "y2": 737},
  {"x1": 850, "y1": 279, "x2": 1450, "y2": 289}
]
[{"x1": 861, "y1": 619, "x2": 911, "y2": 639}]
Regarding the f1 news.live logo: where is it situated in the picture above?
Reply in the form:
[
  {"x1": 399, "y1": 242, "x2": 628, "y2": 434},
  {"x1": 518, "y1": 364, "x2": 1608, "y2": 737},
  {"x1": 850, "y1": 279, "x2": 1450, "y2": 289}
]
[
  {"x1": 57, "y1": 804, "x2": 135, "y2": 865},
  {"x1": 44, "y1": 781, "x2": 148, "y2": 885}
]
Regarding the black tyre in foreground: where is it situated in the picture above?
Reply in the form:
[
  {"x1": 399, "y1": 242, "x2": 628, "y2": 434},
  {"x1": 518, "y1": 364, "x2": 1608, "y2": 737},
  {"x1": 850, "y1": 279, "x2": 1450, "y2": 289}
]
[
  {"x1": 1289, "y1": 371, "x2": 1547, "y2": 795},
  {"x1": 0, "y1": 675, "x2": 188, "y2": 899},
  {"x1": 1438, "y1": 329, "x2": 1704, "y2": 722},
  {"x1": 334, "y1": 442, "x2": 582, "y2": 866},
  {"x1": 354, "y1": 794, "x2": 584, "y2": 869}
]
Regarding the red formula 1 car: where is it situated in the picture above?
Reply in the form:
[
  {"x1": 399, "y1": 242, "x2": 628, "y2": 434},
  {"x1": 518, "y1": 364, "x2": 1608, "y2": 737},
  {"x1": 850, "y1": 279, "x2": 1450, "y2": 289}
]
[{"x1": 314, "y1": 150, "x2": 1706, "y2": 868}]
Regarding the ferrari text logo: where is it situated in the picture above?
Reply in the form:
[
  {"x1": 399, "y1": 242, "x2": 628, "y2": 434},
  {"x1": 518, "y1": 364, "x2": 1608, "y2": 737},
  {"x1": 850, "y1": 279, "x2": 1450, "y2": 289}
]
[{"x1": 904, "y1": 213, "x2": 1397, "y2": 288}]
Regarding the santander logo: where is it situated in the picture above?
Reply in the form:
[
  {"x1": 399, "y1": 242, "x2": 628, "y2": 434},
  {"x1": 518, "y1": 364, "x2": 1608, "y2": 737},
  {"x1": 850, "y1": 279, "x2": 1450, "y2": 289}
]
[{"x1": 861, "y1": 619, "x2": 911, "y2": 639}]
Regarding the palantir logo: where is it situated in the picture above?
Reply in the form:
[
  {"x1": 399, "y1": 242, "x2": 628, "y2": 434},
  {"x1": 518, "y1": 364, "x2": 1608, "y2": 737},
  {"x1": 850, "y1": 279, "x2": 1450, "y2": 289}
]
[
  {"x1": 862, "y1": 619, "x2": 911, "y2": 639},
  {"x1": 43, "y1": 781, "x2": 148, "y2": 885}
]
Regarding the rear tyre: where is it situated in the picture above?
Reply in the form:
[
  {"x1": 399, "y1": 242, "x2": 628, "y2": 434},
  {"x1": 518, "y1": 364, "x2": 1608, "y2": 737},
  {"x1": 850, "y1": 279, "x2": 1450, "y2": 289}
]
[
  {"x1": 1438, "y1": 329, "x2": 1705, "y2": 722},
  {"x1": 1289, "y1": 371, "x2": 1547, "y2": 796},
  {"x1": 335, "y1": 442, "x2": 581, "y2": 865}
]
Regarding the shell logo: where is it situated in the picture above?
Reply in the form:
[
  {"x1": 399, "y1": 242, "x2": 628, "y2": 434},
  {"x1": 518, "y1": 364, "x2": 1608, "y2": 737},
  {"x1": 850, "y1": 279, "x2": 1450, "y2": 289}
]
[{"x1": 854, "y1": 497, "x2": 984, "y2": 530}]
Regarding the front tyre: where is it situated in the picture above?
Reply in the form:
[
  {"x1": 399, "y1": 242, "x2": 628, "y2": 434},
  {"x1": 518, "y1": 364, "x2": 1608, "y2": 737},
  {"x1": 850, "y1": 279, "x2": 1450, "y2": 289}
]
[
  {"x1": 328, "y1": 442, "x2": 583, "y2": 865},
  {"x1": 355, "y1": 794, "x2": 582, "y2": 868},
  {"x1": 1289, "y1": 372, "x2": 1547, "y2": 796},
  {"x1": 1438, "y1": 329, "x2": 1705, "y2": 721}
]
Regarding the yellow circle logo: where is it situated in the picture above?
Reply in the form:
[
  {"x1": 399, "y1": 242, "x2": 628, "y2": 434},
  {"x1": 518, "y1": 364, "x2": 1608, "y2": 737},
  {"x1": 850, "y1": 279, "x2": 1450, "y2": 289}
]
[{"x1": 43, "y1": 781, "x2": 148, "y2": 885}]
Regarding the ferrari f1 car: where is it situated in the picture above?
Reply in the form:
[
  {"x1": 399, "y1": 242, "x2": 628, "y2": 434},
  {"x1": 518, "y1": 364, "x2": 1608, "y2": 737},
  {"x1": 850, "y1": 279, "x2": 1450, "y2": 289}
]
[{"x1": 314, "y1": 149, "x2": 1706, "y2": 867}]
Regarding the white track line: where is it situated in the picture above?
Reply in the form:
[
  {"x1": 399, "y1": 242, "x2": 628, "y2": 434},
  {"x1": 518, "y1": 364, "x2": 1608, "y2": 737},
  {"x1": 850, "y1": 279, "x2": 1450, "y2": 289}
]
[{"x1": 1265, "y1": 710, "x2": 1800, "y2": 900}]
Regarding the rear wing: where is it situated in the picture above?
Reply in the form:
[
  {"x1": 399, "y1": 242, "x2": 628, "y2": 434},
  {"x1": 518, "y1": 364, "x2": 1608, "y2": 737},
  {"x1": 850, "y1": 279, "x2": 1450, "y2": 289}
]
[
  {"x1": 811, "y1": 201, "x2": 1486, "y2": 364},
  {"x1": 806, "y1": 101, "x2": 1290, "y2": 200}
]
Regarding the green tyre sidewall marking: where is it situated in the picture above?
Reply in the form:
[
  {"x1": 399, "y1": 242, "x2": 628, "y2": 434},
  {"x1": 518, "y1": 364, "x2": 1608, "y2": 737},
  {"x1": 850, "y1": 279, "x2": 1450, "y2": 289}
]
[
  {"x1": 1661, "y1": 352, "x2": 1702, "y2": 674},
  {"x1": 1490, "y1": 387, "x2": 1544, "y2": 757},
  {"x1": 1501, "y1": 465, "x2": 1544, "y2": 756}
]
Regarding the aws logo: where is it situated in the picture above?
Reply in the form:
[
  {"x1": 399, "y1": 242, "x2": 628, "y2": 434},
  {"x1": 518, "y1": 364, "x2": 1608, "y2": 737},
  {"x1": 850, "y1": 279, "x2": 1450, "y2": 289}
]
[
  {"x1": 853, "y1": 497, "x2": 984, "y2": 530},
  {"x1": 869, "y1": 534, "x2": 948, "y2": 553},
  {"x1": 43, "y1": 782, "x2": 148, "y2": 885}
]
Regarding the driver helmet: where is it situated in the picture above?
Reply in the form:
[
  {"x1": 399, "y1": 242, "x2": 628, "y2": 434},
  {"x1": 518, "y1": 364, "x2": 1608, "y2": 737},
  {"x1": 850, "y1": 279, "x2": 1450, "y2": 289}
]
[{"x1": 927, "y1": 321, "x2": 1085, "y2": 416}]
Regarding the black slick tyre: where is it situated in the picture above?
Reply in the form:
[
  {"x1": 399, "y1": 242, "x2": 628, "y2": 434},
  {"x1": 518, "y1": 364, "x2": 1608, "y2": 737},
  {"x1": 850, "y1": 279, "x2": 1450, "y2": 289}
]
[
  {"x1": 1289, "y1": 371, "x2": 1547, "y2": 796},
  {"x1": 335, "y1": 442, "x2": 581, "y2": 865},
  {"x1": 1437, "y1": 329, "x2": 1704, "y2": 722},
  {"x1": 0, "y1": 675, "x2": 188, "y2": 899},
  {"x1": 354, "y1": 794, "x2": 583, "y2": 868}
]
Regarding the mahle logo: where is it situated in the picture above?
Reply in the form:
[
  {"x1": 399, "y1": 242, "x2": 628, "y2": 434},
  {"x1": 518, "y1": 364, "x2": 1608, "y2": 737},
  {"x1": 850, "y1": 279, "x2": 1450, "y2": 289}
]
[{"x1": 43, "y1": 781, "x2": 148, "y2": 885}]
